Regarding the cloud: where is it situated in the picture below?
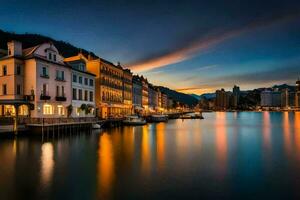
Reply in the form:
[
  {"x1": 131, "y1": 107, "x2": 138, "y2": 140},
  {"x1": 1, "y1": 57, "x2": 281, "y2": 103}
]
[
  {"x1": 176, "y1": 62, "x2": 300, "y2": 94},
  {"x1": 128, "y1": 11, "x2": 300, "y2": 72}
]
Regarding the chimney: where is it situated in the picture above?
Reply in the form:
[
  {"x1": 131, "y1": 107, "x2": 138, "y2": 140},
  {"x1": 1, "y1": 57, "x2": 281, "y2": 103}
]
[{"x1": 7, "y1": 41, "x2": 22, "y2": 56}]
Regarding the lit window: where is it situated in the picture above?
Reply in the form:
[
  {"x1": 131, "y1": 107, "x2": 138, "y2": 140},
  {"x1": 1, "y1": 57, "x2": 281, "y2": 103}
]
[
  {"x1": 57, "y1": 105, "x2": 65, "y2": 116},
  {"x1": 43, "y1": 104, "x2": 53, "y2": 115}
]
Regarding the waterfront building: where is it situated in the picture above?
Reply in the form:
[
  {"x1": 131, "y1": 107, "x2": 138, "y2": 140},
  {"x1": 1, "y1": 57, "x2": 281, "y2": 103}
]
[
  {"x1": 122, "y1": 68, "x2": 133, "y2": 115},
  {"x1": 141, "y1": 76, "x2": 149, "y2": 111},
  {"x1": 148, "y1": 84, "x2": 158, "y2": 112},
  {"x1": 86, "y1": 56, "x2": 124, "y2": 118},
  {"x1": 0, "y1": 41, "x2": 72, "y2": 118},
  {"x1": 281, "y1": 89, "x2": 289, "y2": 108},
  {"x1": 260, "y1": 90, "x2": 281, "y2": 107},
  {"x1": 215, "y1": 89, "x2": 231, "y2": 110},
  {"x1": 161, "y1": 93, "x2": 168, "y2": 110},
  {"x1": 296, "y1": 78, "x2": 300, "y2": 108},
  {"x1": 132, "y1": 75, "x2": 142, "y2": 113},
  {"x1": 64, "y1": 54, "x2": 96, "y2": 117},
  {"x1": 232, "y1": 85, "x2": 240, "y2": 108}
]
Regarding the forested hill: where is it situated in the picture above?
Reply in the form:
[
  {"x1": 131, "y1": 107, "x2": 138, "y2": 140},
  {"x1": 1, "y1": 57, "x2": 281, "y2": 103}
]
[
  {"x1": 0, "y1": 29, "x2": 97, "y2": 58},
  {"x1": 158, "y1": 86, "x2": 199, "y2": 106}
]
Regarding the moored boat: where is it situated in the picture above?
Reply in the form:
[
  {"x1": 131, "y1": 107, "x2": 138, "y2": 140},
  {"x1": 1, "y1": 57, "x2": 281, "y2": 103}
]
[
  {"x1": 147, "y1": 114, "x2": 168, "y2": 122},
  {"x1": 92, "y1": 123, "x2": 102, "y2": 129},
  {"x1": 123, "y1": 115, "x2": 147, "y2": 126}
]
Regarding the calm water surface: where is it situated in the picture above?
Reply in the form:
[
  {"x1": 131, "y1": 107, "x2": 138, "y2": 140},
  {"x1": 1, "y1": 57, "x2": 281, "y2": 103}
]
[{"x1": 1, "y1": 112, "x2": 300, "y2": 200}]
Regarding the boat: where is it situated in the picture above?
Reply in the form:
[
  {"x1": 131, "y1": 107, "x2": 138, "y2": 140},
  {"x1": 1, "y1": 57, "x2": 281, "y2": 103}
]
[
  {"x1": 123, "y1": 115, "x2": 147, "y2": 126},
  {"x1": 147, "y1": 114, "x2": 168, "y2": 122},
  {"x1": 181, "y1": 114, "x2": 192, "y2": 119},
  {"x1": 92, "y1": 123, "x2": 102, "y2": 129}
]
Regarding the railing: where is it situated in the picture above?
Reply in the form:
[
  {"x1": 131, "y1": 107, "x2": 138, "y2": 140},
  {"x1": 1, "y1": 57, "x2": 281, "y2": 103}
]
[
  {"x1": 24, "y1": 117, "x2": 99, "y2": 125},
  {"x1": 40, "y1": 91, "x2": 51, "y2": 100}
]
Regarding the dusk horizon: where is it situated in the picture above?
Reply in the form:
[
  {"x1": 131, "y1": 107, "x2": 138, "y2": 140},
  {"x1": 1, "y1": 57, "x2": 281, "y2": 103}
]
[{"x1": 1, "y1": 0, "x2": 299, "y2": 94}]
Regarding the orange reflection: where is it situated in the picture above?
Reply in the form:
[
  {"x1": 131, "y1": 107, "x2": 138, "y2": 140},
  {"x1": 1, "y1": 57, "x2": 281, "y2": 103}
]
[
  {"x1": 262, "y1": 112, "x2": 271, "y2": 150},
  {"x1": 123, "y1": 126, "x2": 135, "y2": 163},
  {"x1": 283, "y1": 112, "x2": 292, "y2": 154},
  {"x1": 97, "y1": 134, "x2": 114, "y2": 199},
  {"x1": 215, "y1": 112, "x2": 228, "y2": 177},
  {"x1": 41, "y1": 143, "x2": 54, "y2": 187},
  {"x1": 141, "y1": 126, "x2": 151, "y2": 174},
  {"x1": 156, "y1": 123, "x2": 165, "y2": 170},
  {"x1": 294, "y1": 112, "x2": 300, "y2": 155}
]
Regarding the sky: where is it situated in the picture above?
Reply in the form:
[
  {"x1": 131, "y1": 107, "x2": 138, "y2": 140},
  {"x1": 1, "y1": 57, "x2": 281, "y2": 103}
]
[{"x1": 0, "y1": 0, "x2": 300, "y2": 94}]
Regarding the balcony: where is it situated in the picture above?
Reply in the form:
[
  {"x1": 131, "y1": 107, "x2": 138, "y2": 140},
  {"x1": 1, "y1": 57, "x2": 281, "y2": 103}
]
[
  {"x1": 55, "y1": 77, "x2": 65, "y2": 82},
  {"x1": 55, "y1": 95, "x2": 67, "y2": 101},
  {"x1": 24, "y1": 95, "x2": 35, "y2": 101},
  {"x1": 40, "y1": 74, "x2": 49, "y2": 79},
  {"x1": 40, "y1": 91, "x2": 51, "y2": 100}
]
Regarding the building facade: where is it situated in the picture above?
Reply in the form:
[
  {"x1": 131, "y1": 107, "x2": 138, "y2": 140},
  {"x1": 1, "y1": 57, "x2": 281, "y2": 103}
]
[
  {"x1": 0, "y1": 41, "x2": 72, "y2": 118},
  {"x1": 141, "y1": 76, "x2": 149, "y2": 110},
  {"x1": 64, "y1": 54, "x2": 96, "y2": 117},
  {"x1": 86, "y1": 56, "x2": 124, "y2": 118},
  {"x1": 122, "y1": 68, "x2": 133, "y2": 115},
  {"x1": 261, "y1": 90, "x2": 281, "y2": 107},
  {"x1": 215, "y1": 89, "x2": 231, "y2": 110},
  {"x1": 296, "y1": 79, "x2": 300, "y2": 108},
  {"x1": 132, "y1": 75, "x2": 142, "y2": 113},
  {"x1": 148, "y1": 84, "x2": 158, "y2": 112},
  {"x1": 161, "y1": 93, "x2": 168, "y2": 111}
]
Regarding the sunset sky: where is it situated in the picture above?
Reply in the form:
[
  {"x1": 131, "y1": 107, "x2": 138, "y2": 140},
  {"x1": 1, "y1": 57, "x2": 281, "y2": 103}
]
[{"x1": 1, "y1": 0, "x2": 300, "y2": 94}]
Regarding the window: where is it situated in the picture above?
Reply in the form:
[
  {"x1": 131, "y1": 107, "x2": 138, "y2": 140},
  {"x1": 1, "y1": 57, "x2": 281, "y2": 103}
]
[
  {"x1": 56, "y1": 86, "x2": 60, "y2": 96},
  {"x1": 2, "y1": 65, "x2": 7, "y2": 76},
  {"x1": 78, "y1": 89, "x2": 82, "y2": 100},
  {"x1": 89, "y1": 79, "x2": 94, "y2": 86},
  {"x1": 42, "y1": 84, "x2": 48, "y2": 95},
  {"x1": 79, "y1": 76, "x2": 82, "y2": 84},
  {"x1": 62, "y1": 86, "x2": 64, "y2": 97},
  {"x1": 73, "y1": 74, "x2": 77, "y2": 82},
  {"x1": 84, "y1": 78, "x2": 88, "y2": 85},
  {"x1": 48, "y1": 53, "x2": 52, "y2": 60},
  {"x1": 84, "y1": 90, "x2": 88, "y2": 101},
  {"x1": 16, "y1": 65, "x2": 21, "y2": 75},
  {"x1": 53, "y1": 54, "x2": 56, "y2": 62},
  {"x1": 2, "y1": 84, "x2": 7, "y2": 95},
  {"x1": 57, "y1": 105, "x2": 64, "y2": 116},
  {"x1": 56, "y1": 70, "x2": 64, "y2": 81},
  {"x1": 17, "y1": 84, "x2": 21, "y2": 95},
  {"x1": 89, "y1": 91, "x2": 93, "y2": 102},
  {"x1": 43, "y1": 104, "x2": 53, "y2": 115},
  {"x1": 73, "y1": 88, "x2": 77, "y2": 100},
  {"x1": 41, "y1": 66, "x2": 49, "y2": 77}
]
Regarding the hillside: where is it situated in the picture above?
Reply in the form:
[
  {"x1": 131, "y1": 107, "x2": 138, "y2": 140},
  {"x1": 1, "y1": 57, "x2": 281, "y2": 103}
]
[
  {"x1": 0, "y1": 29, "x2": 97, "y2": 58},
  {"x1": 159, "y1": 86, "x2": 199, "y2": 106}
]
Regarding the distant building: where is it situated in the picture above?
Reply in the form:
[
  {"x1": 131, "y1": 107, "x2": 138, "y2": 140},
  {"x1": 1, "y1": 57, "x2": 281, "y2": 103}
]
[
  {"x1": 148, "y1": 84, "x2": 158, "y2": 111},
  {"x1": 232, "y1": 85, "x2": 240, "y2": 108},
  {"x1": 261, "y1": 90, "x2": 281, "y2": 107},
  {"x1": 296, "y1": 78, "x2": 300, "y2": 108},
  {"x1": 161, "y1": 93, "x2": 168, "y2": 110},
  {"x1": 215, "y1": 89, "x2": 231, "y2": 110},
  {"x1": 281, "y1": 88, "x2": 289, "y2": 108}
]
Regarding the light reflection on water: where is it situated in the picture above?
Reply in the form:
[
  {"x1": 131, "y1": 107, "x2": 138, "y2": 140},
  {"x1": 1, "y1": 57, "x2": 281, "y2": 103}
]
[{"x1": 1, "y1": 112, "x2": 300, "y2": 199}]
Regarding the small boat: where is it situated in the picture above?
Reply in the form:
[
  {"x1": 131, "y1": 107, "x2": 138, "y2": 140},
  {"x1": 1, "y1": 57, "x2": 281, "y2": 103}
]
[
  {"x1": 181, "y1": 114, "x2": 192, "y2": 119},
  {"x1": 147, "y1": 114, "x2": 168, "y2": 122},
  {"x1": 123, "y1": 115, "x2": 147, "y2": 126},
  {"x1": 92, "y1": 123, "x2": 102, "y2": 129},
  {"x1": 192, "y1": 112, "x2": 204, "y2": 119}
]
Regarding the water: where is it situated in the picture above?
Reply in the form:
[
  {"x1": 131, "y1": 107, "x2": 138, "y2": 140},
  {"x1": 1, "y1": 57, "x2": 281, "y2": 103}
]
[{"x1": 1, "y1": 112, "x2": 300, "y2": 200}]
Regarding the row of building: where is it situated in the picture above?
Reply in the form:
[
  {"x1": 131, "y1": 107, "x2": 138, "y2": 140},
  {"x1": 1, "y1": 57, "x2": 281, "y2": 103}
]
[
  {"x1": 261, "y1": 81, "x2": 300, "y2": 108},
  {"x1": 0, "y1": 41, "x2": 173, "y2": 118}
]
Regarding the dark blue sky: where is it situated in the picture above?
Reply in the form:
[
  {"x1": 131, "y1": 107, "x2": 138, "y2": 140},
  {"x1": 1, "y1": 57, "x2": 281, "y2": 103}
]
[{"x1": 1, "y1": 0, "x2": 300, "y2": 94}]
